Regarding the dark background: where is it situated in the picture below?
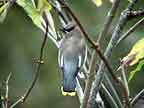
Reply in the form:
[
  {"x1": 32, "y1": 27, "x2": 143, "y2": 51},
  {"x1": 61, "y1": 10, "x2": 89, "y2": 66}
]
[{"x1": 0, "y1": 0, "x2": 144, "y2": 108}]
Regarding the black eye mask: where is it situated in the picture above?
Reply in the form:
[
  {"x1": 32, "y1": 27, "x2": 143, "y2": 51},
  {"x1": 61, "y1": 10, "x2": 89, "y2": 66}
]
[
  {"x1": 60, "y1": 24, "x2": 76, "y2": 33},
  {"x1": 63, "y1": 25, "x2": 75, "y2": 32}
]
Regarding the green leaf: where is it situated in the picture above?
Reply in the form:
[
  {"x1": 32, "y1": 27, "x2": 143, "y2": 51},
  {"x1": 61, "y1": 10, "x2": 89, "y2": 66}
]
[
  {"x1": 16, "y1": 0, "x2": 36, "y2": 16},
  {"x1": 16, "y1": 0, "x2": 42, "y2": 28},
  {"x1": 128, "y1": 60, "x2": 144, "y2": 82},
  {"x1": 16, "y1": 0, "x2": 52, "y2": 29}
]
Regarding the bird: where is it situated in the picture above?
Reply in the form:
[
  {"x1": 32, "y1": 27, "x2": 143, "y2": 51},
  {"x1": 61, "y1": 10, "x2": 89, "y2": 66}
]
[{"x1": 58, "y1": 22, "x2": 86, "y2": 96}]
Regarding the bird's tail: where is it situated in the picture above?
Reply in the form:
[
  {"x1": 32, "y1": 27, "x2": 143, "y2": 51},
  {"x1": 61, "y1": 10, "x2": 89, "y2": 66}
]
[{"x1": 61, "y1": 77, "x2": 76, "y2": 96}]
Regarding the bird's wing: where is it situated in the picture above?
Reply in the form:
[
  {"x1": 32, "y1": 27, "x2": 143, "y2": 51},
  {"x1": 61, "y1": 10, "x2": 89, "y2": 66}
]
[{"x1": 58, "y1": 50, "x2": 64, "y2": 68}]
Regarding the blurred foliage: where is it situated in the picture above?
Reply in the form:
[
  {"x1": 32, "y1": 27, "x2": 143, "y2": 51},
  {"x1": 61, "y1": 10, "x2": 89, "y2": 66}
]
[{"x1": 0, "y1": 0, "x2": 144, "y2": 108}]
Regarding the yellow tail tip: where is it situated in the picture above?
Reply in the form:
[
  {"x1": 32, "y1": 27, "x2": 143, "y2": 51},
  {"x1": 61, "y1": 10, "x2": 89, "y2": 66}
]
[{"x1": 61, "y1": 87, "x2": 76, "y2": 96}]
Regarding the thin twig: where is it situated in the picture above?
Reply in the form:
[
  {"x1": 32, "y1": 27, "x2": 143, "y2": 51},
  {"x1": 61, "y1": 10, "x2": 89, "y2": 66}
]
[
  {"x1": 22, "y1": 12, "x2": 49, "y2": 102},
  {"x1": 116, "y1": 17, "x2": 144, "y2": 46},
  {"x1": 2, "y1": 100, "x2": 5, "y2": 108},
  {"x1": 9, "y1": 98, "x2": 23, "y2": 108},
  {"x1": 131, "y1": 89, "x2": 144, "y2": 106},
  {"x1": 91, "y1": 44, "x2": 129, "y2": 108},
  {"x1": 7, "y1": 0, "x2": 16, "y2": 11},
  {"x1": 121, "y1": 65, "x2": 130, "y2": 97},
  {"x1": 87, "y1": 0, "x2": 139, "y2": 108},
  {"x1": 1, "y1": 94, "x2": 5, "y2": 108},
  {"x1": 81, "y1": 51, "x2": 97, "y2": 108},
  {"x1": 49, "y1": 0, "x2": 70, "y2": 24},
  {"x1": 76, "y1": 78, "x2": 84, "y2": 104},
  {"x1": 101, "y1": 84, "x2": 119, "y2": 108},
  {"x1": 128, "y1": 9, "x2": 144, "y2": 17},
  {"x1": 82, "y1": 1, "x2": 120, "y2": 107},
  {"x1": 9, "y1": 12, "x2": 49, "y2": 108},
  {"x1": 98, "y1": 0, "x2": 120, "y2": 42},
  {"x1": 5, "y1": 72, "x2": 12, "y2": 108},
  {"x1": 104, "y1": 73, "x2": 123, "y2": 108}
]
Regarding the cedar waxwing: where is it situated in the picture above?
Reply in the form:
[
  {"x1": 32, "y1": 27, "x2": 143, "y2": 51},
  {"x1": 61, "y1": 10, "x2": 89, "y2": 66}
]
[{"x1": 58, "y1": 22, "x2": 86, "y2": 96}]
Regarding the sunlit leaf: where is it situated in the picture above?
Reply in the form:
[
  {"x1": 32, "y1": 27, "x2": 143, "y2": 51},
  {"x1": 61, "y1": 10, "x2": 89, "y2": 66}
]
[
  {"x1": 31, "y1": 0, "x2": 36, "y2": 7},
  {"x1": 31, "y1": 10, "x2": 43, "y2": 29},
  {"x1": 0, "y1": 9, "x2": 8, "y2": 22},
  {"x1": 0, "y1": 3, "x2": 7, "y2": 13},
  {"x1": 109, "y1": 0, "x2": 114, "y2": 3},
  {"x1": 0, "y1": 3, "x2": 8, "y2": 23},
  {"x1": 92, "y1": 0, "x2": 102, "y2": 7},
  {"x1": 122, "y1": 38, "x2": 144, "y2": 66},
  {"x1": 42, "y1": 0, "x2": 52, "y2": 11},
  {"x1": 16, "y1": 0, "x2": 42, "y2": 28},
  {"x1": 128, "y1": 0, "x2": 133, "y2": 3},
  {"x1": 128, "y1": 60, "x2": 144, "y2": 82}
]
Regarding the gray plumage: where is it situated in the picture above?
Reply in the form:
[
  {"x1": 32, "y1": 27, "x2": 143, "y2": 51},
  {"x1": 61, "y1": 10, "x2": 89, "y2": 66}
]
[{"x1": 59, "y1": 22, "x2": 86, "y2": 92}]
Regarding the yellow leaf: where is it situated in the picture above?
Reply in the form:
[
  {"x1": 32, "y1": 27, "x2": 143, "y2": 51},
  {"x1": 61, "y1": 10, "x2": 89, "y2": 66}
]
[
  {"x1": 122, "y1": 38, "x2": 144, "y2": 66},
  {"x1": 31, "y1": 10, "x2": 43, "y2": 28},
  {"x1": 43, "y1": 0, "x2": 52, "y2": 11},
  {"x1": 38, "y1": 0, "x2": 52, "y2": 11},
  {"x1": 92, "y1": 0, "x2": 103, "y2": 7}
]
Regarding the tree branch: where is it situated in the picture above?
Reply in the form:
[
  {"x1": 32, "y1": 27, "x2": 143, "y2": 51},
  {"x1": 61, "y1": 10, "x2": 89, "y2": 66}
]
[
  {"x1": 121, "y1": 65, "x2": 130, "y2": 100},
  {"x1": 81, "y1": 51, "x2": 97, "y2": 108},
  {"x1": 76, "y1": 78, "x2": 84, "y2": 104},
  {"x1": 131, "y1": 89, "x2": 144, "y2": 106},
  {"x1": 98, "y1": 0, "x2": 120, "y2": 42},
  {"x1": 82, "y1": 0, "x2": 120, "y2": 107},
  {"x1": 5, "y1": 72, "x2": 12, "y2": 108},
  {"x1": 9, "y1": 98, "x2": 23, "y2": 108},
  {"x1": 103, "y1": 73, "x2": 123, "y2": 108},
  {"x1": 116, "y1": 17, "x2": 144, "y2": 46},
  {"x1": 9, "y1": 12, "x2": 49, "y2": 108},
  {"x1": 128, "y1": 9, "x2": 144, "y2": 17},
  {"x1": 101, "y1": 84, "x2": 119, "y2": 108},
  {"x1": 87, "y1": 0, "x2": 139, "y2": 108},
  {"x1": 22, "y1": 12, "x2": 49, "y2": 103}
]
